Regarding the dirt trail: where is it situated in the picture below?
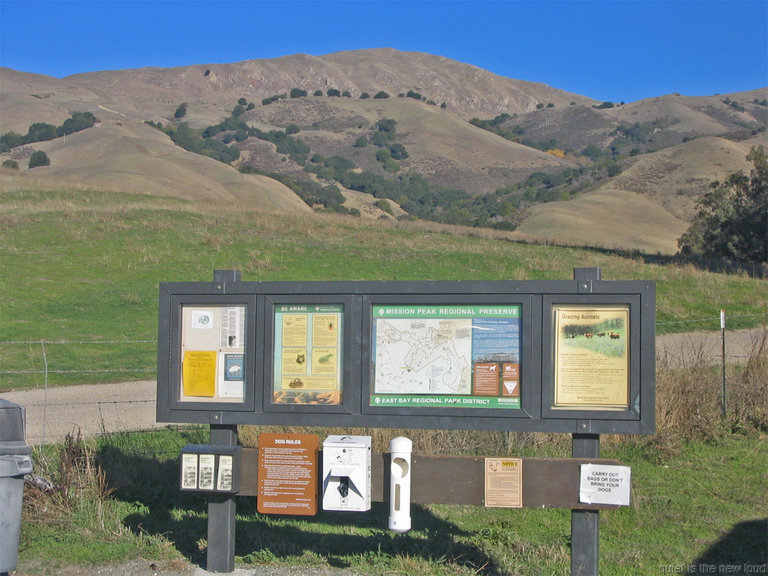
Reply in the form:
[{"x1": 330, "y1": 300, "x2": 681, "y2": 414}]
[
  {"x1": 656, "y1": 326, "x2": 764, "y2": 367},
  {"x1": 2, "y1": 380, "x2": 161, "y2": 444}
]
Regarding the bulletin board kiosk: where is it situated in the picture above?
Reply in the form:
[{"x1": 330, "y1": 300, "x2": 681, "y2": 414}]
[{"x1": 157, "y1": 268, "x2": 655, "y2": 575}]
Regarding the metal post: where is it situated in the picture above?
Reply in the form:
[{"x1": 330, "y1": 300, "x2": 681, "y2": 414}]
[
  {"x1": 720, "y1": 309, "x2": 726, "y2": 419},
  {"x1": 207, "y1": 424, "x2": 238, "y2": 573},
  {"x1": 571, "y1": 433, "x2": 600, "y2": 576}
]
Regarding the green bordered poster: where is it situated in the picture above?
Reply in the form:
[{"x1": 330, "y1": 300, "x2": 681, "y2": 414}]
[
  {"x1": 371, "y1": 304, "x2": 521, "y2": 409},
  {"x1": 272, "y1": 304, "x2": 343, "y2": 405}
]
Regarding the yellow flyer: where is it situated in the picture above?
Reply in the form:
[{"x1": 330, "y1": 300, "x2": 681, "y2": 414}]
[{"x1": 182, "y1": 350, "x2": 217, "y2": 397}]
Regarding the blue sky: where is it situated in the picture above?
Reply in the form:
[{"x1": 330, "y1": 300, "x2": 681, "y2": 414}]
[{"x1": 1, "y1": 0, "x2": 766, "y2": 103}]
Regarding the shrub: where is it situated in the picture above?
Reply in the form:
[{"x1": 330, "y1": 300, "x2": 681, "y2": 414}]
[
  {"x1": 0, "y1": 131, "x2": 23, "y2": 152},
  {"x1": 2, "y1": 159, "x2": 19, "y2": 169},
  {"x1": 382, "y1": 159, "x2": 400, "y2": 173},
  {"x1": 376, "y1": 148, "x2": 391, "y2": 163},
  {"x1": 374, "y1": 199, "x2": 393, "y2": 214},
  {"x1": 375, "y1": 118, "x2": 397, "y2": 133},
  {"x1": 28, "y1": 150, "x2": 50, "y2": 168},
  {"x1": 373, "y1": 91, "x2": 389, "y2": 99},
  {"x1": 58, "y1": 112, "x2": 97, "y2": 136},
  {"x1": 389, "y1": 143, "x2": 409, "y2": 160}
]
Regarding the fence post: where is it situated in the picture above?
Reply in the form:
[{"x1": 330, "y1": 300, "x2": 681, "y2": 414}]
[
  {"x1": 720, "y1": 309, "x2": 727, "y2": 419},
  {"x1": 41, "y1": 340, "x2": 49, "y2": 461}
]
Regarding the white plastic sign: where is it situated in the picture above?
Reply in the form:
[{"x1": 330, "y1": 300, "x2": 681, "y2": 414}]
[{"x1": 579, "y1": 464, "x2": 631, "y2": 506}]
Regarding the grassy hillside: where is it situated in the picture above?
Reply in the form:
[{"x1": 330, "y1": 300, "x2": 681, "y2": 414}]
[
  {"x1": 509, "y1": 135, "x2": 767, "y2": 252},
  {"x1": 2, "y1": 176, "x2": 767, "y2": 389},
  {"x1": 4, "y1": 121, "x2": 311, "y2": 209},
  {"x1": 3, "y1": 53, "x2": 766, "y2": 256}
]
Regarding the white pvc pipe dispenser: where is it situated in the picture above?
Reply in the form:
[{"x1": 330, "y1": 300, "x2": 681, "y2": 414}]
[{"x1": 388, "y1": 436, "x2": 412, "y2": 533}]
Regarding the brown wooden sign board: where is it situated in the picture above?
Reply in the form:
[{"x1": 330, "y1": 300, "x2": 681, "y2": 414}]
[
  {"x1": 256, "y1": 433, "x2": 318, "y2": 516},
  {"x1": 243, "y1": 449, "x2": 619, "y2": 511}
]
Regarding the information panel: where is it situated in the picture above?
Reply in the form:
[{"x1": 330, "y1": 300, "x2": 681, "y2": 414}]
[
  {"x1": 157, "y1": 272, "x2": 656, "y2": 435},
  {"x1": 370, "y1": 304, "x2": 521, "y2": 409},
  {"x1": 180, "y1": 305, "x2": 245, "y2": 402},
  {"x1": 554, "y1": 305, "x2": 630, "y2": 409},
  {"x1": 257, "y1": 433, "x2": 318, "y2": 515},
  {"x1": 485, "y1": 458, "x2": 523, "y2": 508},
  {"x1": 272, "y1": 304, "x2": 344, "y2": 405}
]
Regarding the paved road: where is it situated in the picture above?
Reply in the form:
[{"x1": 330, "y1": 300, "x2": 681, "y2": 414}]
[{"x1": 2, "y1": 328, "x2": 764, "y2": 445}]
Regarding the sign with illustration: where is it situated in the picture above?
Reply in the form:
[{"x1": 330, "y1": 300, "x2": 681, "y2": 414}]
[
  {"x1": 370, "y1": 305, "x2": 521, "y2": 409},
  {"x1": 157, "y1": 272, "x2": 655, "y2": 435},
  {"x1": 272, "y1": 304, "x2": 344, "y2": 405},
  {"x1": 553, "y1": 306, "x2": 629, "y2": 409},
  {"x1": 179, "y1": 305, "x2": 245, "y2": 402}
]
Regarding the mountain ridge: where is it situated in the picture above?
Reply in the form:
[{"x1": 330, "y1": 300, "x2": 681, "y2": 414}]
[{"x1": 2, "y1": 48, "x2": 766, "y2": 254}]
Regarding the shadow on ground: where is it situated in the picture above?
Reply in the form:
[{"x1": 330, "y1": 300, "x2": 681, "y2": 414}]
[
  {"x1": 693, "y1": 518, "x2": 768, "y2": 570},
  {"x1": 96, "y1": 436, "x2": 505, "y2": 575}
]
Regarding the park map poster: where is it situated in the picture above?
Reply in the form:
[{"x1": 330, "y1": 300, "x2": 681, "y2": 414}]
[
  {"x1": 554, "y1": 306, "x2": 629, "y2": 409},
  {"x1": 272, "y1": 304, "x2": 343, "y2": 405},
  {"x1": 370, "y1": 305, "x2": 521, "y2": 409}
]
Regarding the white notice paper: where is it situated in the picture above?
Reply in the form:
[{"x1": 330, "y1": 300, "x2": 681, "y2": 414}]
[
  {"x1": 181, "y1": 453, "x2": 199, "y2": 490},
  {"x1": 198, "y1": 454, "x2": 216, "y2": 491},
  {"x1": 579, "y1": 464, "x2": 631, "y2": 505}
]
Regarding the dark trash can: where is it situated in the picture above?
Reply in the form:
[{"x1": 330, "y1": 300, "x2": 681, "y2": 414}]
[{"x1": 0, "y1": 398, "x2": 33, "y2": 574}]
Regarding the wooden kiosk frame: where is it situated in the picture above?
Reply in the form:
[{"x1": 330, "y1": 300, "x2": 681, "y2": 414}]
[{"x1": 157, "y1": 268, "x2": 655, "y2": 575}]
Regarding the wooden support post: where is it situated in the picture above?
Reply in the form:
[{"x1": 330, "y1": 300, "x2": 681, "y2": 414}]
[
  {"x1": 207, "y1": 270, "x2": 241, "y2": 573},
  {"x1": 571, "y1": 433, "x2": 600, "y2": 576},
  {"x1": 207, "y1": 424, "x2": 238, "y2": 573}
]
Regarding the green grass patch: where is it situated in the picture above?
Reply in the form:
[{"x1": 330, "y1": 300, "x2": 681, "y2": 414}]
[
  {"x1": 18, "y1": 429, "x2": 768, "y2": 575},
  {"x1": 3, "y1": 182, "x2": 767, "y2": 389}
]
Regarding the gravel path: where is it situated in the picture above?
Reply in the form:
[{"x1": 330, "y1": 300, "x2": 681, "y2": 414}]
[
  {"x1": 2, "y1": 328, "x2": 764, "y2": 446},
  {"x1": 3, "y1": 380, "x2": 163, "y2": 445}
]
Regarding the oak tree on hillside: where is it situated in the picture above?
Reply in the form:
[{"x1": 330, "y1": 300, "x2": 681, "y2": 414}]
[{"x1": 678, "y1": 146, "x2": 768, "y2": 264}]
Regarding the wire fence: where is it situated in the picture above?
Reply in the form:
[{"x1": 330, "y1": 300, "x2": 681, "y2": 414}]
[{"x1": 1, "y1": 311, "x2": 766, "y2": 446}]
